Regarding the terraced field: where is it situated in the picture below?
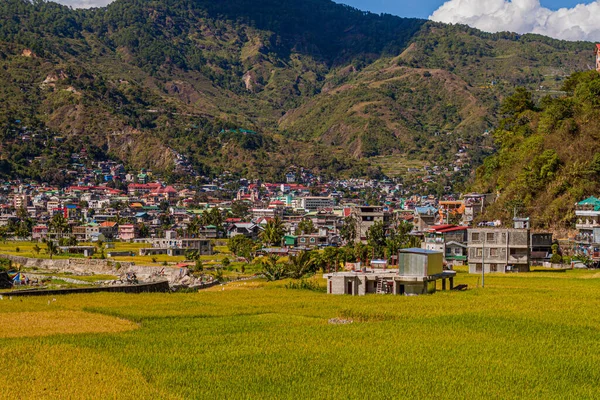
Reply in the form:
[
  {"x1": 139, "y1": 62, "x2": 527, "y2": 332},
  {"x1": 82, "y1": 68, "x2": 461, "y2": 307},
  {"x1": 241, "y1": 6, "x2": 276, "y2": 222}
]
[{"x1": 2, "y1": 269, "x2": 600, "y2": 399}]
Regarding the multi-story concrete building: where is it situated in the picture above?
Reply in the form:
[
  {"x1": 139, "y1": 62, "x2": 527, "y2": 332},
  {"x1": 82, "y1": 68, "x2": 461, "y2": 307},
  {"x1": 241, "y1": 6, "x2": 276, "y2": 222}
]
[
  {"x1": 299, "y1": 196, "x2": 334, "y2": 211},
  {"x1": 422, "y1": 225, "x2": 468, "y2": 267},
  {"x1": 324, "y1": 248, "x2": 455, "y2": 296},
  {"x1": 462, "y1": 193, "x2": 494, "y2": 224},
  {"x1": 139, "y1": 230, "x2": 212, "y2": 256},
  {"x1": 352, "y1": 205, "x2": 391, "y2": 243},
  {"x1": 574, "y1": 196, "x2": 600, "y2": 243},
  {"x1": 467, "y1": 228, "x2": 530, "y2": 273}
]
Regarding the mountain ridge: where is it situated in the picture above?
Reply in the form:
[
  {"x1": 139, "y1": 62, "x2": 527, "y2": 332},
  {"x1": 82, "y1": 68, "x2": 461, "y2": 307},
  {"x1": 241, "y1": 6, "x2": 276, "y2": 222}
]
[{"x1": 0, "y1": 0, "x2": 594, "y2": 185}]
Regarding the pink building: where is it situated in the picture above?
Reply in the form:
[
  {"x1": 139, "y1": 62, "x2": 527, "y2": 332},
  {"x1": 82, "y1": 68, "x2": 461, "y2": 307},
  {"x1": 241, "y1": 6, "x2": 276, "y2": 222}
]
[
  {"x1": 118, "y1": 224, "x2": 138, "y2": 241},
  {"x1": 596, "y1": 44, "x2": 600, "y2": 72}
]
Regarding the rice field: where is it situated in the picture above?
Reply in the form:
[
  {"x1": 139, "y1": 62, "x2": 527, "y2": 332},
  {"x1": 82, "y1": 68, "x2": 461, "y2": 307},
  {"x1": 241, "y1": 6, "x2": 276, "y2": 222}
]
[
  {"x1": 0, "y1": 240, "x2": 232, "y2": 266},
  {"x1": 3, "y1": 269, "x2": 600, "y2": 399}
]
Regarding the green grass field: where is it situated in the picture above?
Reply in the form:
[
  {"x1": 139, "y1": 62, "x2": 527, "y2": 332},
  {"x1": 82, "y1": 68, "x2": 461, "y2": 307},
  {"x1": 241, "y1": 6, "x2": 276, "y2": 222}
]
[
  {"x1": 0, "y1": 240, "x2": 231, "y2": 267},
  {"x1": 3, "y1": 269, "x2": 600, "y2": 398}
]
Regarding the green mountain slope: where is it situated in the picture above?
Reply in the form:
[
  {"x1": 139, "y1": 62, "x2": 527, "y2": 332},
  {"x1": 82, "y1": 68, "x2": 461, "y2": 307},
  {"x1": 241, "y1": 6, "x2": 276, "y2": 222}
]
[
  {"x1": 472, "y1": 71, "x2": 600, "y2": 228},
  {"x1": 0, "y1": 0, "x2": 594, "y2": 183}
]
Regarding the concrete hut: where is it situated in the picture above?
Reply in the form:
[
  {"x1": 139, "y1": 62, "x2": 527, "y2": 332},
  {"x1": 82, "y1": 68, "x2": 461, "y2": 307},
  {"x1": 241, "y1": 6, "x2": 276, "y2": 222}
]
[{"x1": 324, "y1": 248, "x2": 455, "y2": 296}]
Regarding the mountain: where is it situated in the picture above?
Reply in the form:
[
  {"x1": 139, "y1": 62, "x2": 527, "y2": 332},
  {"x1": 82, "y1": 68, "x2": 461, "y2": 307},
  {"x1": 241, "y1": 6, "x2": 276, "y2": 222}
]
[
  {"x1": 0, "y1": 0, "x2": 594, "y2": 184},
  {"x1": 471, "y1": 70, "x2": 600, "y2": 229}
]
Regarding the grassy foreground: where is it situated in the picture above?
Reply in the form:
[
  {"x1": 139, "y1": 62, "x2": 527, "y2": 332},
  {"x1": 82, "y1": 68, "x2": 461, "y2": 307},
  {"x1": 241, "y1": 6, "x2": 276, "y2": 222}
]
[{"x1": 2, "y1": 269, "x2": 600, "y2": 399}]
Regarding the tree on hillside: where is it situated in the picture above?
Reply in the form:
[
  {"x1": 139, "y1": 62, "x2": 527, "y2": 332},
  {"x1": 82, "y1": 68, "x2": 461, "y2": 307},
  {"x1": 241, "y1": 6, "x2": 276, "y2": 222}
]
[{"x1": 500, "y1": 87, "x2": 535, "y2": 116}]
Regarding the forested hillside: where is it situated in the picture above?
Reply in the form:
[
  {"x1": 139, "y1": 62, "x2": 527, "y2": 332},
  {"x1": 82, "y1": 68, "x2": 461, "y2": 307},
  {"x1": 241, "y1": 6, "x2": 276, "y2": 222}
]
[
  {"x1": 472, "y1": 71, "x2": 600, "y2": 228},
  {"x1": 0, "y1": 0, "x2": 593, "y2": 183}
]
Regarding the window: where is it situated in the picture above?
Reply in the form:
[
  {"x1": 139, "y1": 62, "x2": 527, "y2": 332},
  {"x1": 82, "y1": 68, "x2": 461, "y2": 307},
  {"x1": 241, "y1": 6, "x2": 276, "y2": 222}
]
[
  {"x1": 486, "y1": 232, "x2": 495, "y2": 241},
  {"x1": 300, "y1": 238, "x2": 306, "y2": 243},
  {"x1": 471, "y1": 232, "x2": 480, "y2": 241},
  {"x1": 475, "y1": 263, "x2": 482, "y2": 272},
  {"x1": 476, "y1": 248, "x2": 482, "y2": 257},
  {"x1": 310, "y1": 238, "x2": 316, "y2": 243},
  {"x1": 490, "y1": 264, "x2": 497, "y2": 272},
  {"x1": 490, "y1": 248, "x2": 498, "y2": 257}
]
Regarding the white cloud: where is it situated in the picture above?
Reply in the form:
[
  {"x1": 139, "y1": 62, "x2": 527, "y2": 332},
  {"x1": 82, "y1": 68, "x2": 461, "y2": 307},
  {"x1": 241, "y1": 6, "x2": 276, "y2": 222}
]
[
  {"x1": 54, "y1": 0, "x2": 115, "y2": 8},
  {"x1": 430, "y1": 0, "x2": 600, "y2": 41}
]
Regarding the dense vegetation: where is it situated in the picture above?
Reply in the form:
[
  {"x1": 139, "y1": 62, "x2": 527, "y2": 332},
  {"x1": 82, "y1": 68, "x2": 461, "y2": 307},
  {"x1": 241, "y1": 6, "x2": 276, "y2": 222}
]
[
  {"x1": 472, "y1": 71, "x2": 600, "y2": 228},
  {"x1": 0, "y1": 0, "x2": 593, "y2": 182}
]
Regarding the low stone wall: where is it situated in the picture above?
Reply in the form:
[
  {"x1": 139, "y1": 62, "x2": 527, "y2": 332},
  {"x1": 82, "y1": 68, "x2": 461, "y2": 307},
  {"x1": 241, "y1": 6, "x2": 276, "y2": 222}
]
[
  {"x1": 0, "y1": 254, "x2": 191, "y2": 284},
  {"x1": 4, "y1": 280, "x2": 170, "y2": 297},
  {"x1": 0, "y1": 254, "x2": 134, "y2": 275}
]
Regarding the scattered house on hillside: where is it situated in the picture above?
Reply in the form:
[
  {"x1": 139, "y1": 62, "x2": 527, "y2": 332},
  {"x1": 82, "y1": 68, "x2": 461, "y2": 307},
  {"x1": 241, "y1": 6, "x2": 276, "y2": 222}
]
[
  {"x1": 574, "y1": 196, "x2": 600, "y2": 243},
  {"x1": 324, "y1": 248, "x2": 456, "y2": 296},
  {"x1": 596, "y1": 44, "x2": 600, "y2": 72},
  {"x1": 413, "y1": 205, "x2": 438, "y2": 232},
  {"x1": 462, "y1": 193, "x2": 494, "y2": 225}
]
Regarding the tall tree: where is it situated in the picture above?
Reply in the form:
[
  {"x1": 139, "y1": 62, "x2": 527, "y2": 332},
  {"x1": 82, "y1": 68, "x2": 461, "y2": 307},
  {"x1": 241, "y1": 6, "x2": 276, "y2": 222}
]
[
  {"x1": 340, "y1": 216, "x2": 357, "y2": 243},
  {"x1": 260, "y1": 217, "x2": 285, "y2": 247}
]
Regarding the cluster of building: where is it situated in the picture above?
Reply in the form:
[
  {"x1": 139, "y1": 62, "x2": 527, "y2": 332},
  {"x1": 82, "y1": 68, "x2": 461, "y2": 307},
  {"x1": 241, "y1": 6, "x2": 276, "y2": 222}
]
[{"x1": 2, "y1": 162, "x2": 590, "y2": 274}]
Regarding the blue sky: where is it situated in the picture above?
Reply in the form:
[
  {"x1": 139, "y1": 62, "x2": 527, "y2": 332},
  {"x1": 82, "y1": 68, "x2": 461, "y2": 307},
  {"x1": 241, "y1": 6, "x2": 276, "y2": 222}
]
[
  {"x1": 337, "y1": 0, "x2": 593, "y2": 18},
  {"x1": 56, "y1": 0, "x2": 600, "y2": 41}
]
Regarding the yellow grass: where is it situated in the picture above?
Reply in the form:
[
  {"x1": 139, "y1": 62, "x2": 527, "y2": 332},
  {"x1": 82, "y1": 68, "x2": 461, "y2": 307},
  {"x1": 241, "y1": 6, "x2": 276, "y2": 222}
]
[
  {"x1": 0, "y1": 343, "x2": 172, "y2": 399},
  {"x1": 0, "y1": 310, "x2": 137, "y2": 338}
]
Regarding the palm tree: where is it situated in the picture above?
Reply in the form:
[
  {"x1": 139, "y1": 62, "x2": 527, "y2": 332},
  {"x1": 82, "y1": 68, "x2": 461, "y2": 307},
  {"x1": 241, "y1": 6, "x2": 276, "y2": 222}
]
[
  {"x1": 260, "y1": 217, "x2": 285, "y2": 247},
  {"x1": 261, "y1": 255, "x2": 286, "y2": 281},
  {"x1": 46, "y1": 241, "x2": 58, "y2": 260},
  {"x1": 287, "y1": 251, "x2": 315, "y2": 279},
  {"x1": 49, "y1": 213, "x2": 69, "y2": 238}
]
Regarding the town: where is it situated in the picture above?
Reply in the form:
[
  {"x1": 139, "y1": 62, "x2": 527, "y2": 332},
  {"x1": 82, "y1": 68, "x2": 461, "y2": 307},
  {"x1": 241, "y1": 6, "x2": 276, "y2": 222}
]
[{"x1": 0, "y1": 157, "x2": 596, "y2": 294}]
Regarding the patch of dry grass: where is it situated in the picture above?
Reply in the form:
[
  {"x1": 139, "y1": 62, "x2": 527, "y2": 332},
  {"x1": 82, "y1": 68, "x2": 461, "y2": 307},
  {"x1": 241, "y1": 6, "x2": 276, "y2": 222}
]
[
  {"x1": 0, "y1": 343, "x2": 172, "y2": 399},
  {"x1": 0, "y1": 310, "x2": 137, "y2": 338}
]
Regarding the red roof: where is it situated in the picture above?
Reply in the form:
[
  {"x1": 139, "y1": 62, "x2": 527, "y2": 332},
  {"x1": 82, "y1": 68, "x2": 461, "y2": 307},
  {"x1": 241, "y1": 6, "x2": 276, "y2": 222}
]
[
  {"x1": 435, "y1": 226, "x2": 469, "y2": 233},
  {"x1": 596, "y1": 43, "x2": 600, "y2": 51},
  {"x1": 429, "y1": 224, "x2": 454, "y2": 232}
]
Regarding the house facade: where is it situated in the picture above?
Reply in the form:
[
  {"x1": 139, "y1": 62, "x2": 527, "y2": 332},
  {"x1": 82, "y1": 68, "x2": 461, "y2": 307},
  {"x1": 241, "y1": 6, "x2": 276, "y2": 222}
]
[
  {"x1": 467, "y1": 228, "x2": 530, "y2": 273},
  {"x1": 352, "y1": 205, "x2": 391, "y2": 243},
  {"x1": 422, "y1": 225, "x2": 468, "y2": 267},
  {"x1": 324, "y1": 248, "x2": 455, "y2": 296},
  {"x1": 574, "y1": 196, "x2": 600, "y2": 243}
]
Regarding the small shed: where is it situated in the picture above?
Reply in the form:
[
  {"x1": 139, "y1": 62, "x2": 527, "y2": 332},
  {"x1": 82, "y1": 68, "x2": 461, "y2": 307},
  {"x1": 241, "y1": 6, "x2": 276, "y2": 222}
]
[{"x1": 398, "y1": 248, "x2": 443, "y2": 277}]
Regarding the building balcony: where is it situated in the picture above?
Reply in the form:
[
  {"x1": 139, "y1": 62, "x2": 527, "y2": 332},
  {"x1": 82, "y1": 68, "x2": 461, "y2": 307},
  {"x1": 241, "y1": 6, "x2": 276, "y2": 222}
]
[
  {"x1": 575, "y1": 222, "x2": 600, "y2": 231},
  {"x1": 508, "y1": 255, "x2": 528, "y2": 263}
]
